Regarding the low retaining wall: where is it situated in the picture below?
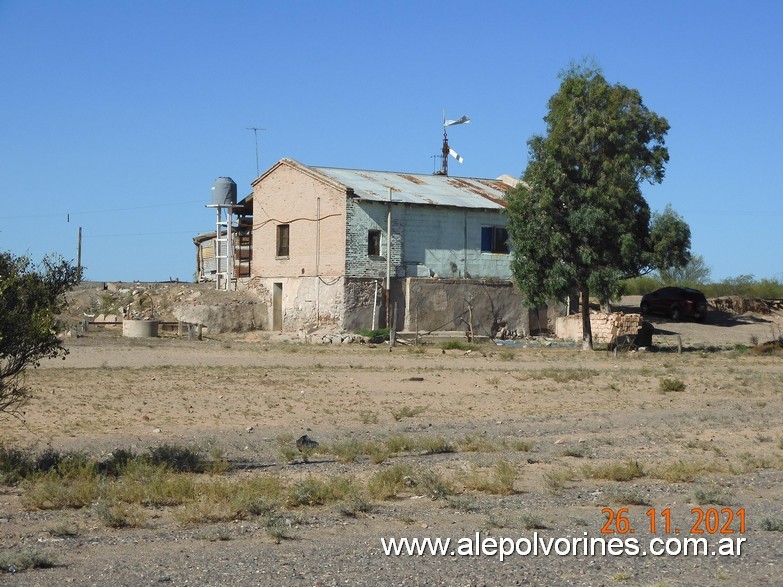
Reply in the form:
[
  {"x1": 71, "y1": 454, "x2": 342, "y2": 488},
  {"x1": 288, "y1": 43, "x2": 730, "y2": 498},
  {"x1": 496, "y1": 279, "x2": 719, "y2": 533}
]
[{"x1": 556, "y1": 312, "x2": 643, "y2": 344}]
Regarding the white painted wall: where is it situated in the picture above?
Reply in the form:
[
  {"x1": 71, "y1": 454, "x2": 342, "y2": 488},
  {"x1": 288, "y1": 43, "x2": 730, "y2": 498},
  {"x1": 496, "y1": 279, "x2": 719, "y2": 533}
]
[{"x1": 346, "y1": 201, "x2": 512, "y2": 280}]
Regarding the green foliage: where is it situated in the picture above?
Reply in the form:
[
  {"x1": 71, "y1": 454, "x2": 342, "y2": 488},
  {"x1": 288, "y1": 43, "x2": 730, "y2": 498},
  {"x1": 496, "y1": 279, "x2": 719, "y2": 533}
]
[
  {"x1": 0, "y1": 446, "x2": 73, "y2": 485},
  {"x1": 622, "y1": 275, "x2": 665, "y2": 295},
  {"x1": 659, "y1": 378, "x2": 686, "y2": 392},
  {"x1": 354, "y1": 327, "x2": 390, "y2": 342},
  {"x1": 648, "y1": 205, "x2": 692, "y2": 277},
  {"x1": 367, "y1": 464, "x2": 415, "y2": 499},
  {"x1": 702, "y1": 275, "x2": 783, "y2": 298},
  {"x1": 285, "y1": 476, "x2": 360, "y2": 507},
  {"x1": 417, "y1": 437, "x2": 456, "y2": 455},
  {"x1": 581, "y1": 459, "x2": 645, "y2": 482},
  {"x1": 0, "y1": 548, "x2": 56, "y2": 572},
  {"x1": 464, "y1": 459, "x2": 518, "y2": 495},
  {"x1": 147, "y1": 444, "x2": 206, "y2": 473},
  {"x1": 658, "y1": 253, "x2": 711, "y2": 286},
  {"x1": 0, "y1": 252, "x2": 82, "y2": 416},
  {"x1": 693, "y1": 487, "x2": 732, "y2": 506},
  {"x1": 439, "y1": 340, "x2": 477, "y2": 351},
  {"x1": 506, "y1": 62, "x2": 688, "y2": 347},
  {"x1": 760, "y1": 517, "x2": 783, "y2": 532},
  {"x1": 623, "y1": 269, "x2": 783, "y2": 299},
  {"x1": 1, "y1": 444, "x2": 223, "y2": 489}
]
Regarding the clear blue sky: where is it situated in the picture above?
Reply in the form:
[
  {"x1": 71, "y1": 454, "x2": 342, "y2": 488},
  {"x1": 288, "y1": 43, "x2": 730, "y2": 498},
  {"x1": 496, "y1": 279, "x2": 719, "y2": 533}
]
[{"x1": 1, "y1": 0, "x2": 781, "y2": 282}]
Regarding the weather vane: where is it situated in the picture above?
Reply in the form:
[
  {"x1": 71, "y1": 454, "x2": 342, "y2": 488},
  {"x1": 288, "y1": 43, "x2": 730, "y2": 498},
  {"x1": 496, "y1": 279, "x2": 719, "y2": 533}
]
[{"x1": 435, "y1": 113, "x2": 470, "y2": 176}]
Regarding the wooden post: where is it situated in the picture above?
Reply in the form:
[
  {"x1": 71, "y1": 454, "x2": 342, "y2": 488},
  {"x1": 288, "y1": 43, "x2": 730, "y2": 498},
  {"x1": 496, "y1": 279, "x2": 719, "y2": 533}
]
[
  {"x1": 415, "y1": 306, "x2": 419, "y2": 347},
  {"x1": 389, "y1": 302, "x2": 397, "y2": 351},
  {"x1": 467, "y1": 303, "x2": 474, "y2": 342}
]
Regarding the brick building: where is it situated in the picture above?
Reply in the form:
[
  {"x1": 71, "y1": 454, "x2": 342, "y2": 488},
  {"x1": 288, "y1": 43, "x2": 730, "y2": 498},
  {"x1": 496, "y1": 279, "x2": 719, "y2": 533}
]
[{"x1": 243, "y1": 158, "x2": 551, "y2": 334}]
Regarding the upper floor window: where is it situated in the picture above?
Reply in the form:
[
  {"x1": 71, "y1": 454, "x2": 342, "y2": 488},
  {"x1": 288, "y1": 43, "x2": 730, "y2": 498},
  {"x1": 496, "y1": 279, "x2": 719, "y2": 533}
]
[
  {"x1": 481, "y1": 226, "x2": 509, "y2": 254},
  {"x1": 276, "y1": 224, "x2": 290, "y2": 257},
  {"x1": 368, "y1": 229, "x2": 381, "y2": 256}
]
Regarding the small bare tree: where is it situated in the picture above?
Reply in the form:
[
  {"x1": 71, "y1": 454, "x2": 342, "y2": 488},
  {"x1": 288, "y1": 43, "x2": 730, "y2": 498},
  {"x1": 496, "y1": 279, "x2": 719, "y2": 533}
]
[{"x1": 0, "y1": 253, "x2": 82, "y2": 417}]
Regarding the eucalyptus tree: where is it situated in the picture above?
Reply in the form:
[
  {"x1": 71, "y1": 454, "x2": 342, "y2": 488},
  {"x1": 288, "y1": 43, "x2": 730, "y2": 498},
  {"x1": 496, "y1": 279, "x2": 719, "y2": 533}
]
[{"x1": 507, "y1": 64, "x2": 690, "y2": 349}]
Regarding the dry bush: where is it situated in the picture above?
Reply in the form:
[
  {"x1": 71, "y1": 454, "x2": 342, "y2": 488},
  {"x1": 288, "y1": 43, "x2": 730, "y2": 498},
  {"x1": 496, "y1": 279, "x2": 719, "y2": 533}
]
[
  {"x1": 659, "y1": 378, "x2": 686, "y2": 392},
  {"x1": 463, "y1": 460, "x2": 517, "y2": 495},
  {"x1": 581, "y1": 460, "x2": 645, "y2": 482},
  {"x1": 543, "y1": 467, "x2": 575, "y2": 495}
]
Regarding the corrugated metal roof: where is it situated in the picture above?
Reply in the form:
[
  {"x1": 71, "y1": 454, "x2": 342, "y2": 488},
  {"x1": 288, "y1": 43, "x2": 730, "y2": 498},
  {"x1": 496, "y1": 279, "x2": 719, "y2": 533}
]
[{"x1": 311, "y1": 166, "x2": 511, "y2": 209}]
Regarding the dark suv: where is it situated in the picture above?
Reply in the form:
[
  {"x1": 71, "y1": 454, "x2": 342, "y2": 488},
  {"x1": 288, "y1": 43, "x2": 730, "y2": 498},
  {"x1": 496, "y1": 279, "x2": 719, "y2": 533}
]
[{"x1": 640, "y1": 287, "x2": 708, "y2": 322}]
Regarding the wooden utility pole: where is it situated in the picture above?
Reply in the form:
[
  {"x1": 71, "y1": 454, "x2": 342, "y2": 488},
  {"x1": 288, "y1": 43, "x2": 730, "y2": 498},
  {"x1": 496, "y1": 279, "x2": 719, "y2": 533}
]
[
  {"x1": 77, "y1": 227, "x2": 82, "y2": 274},
  {"x1": 385, "y1": 188, "x2": 392, "y2": 328}
]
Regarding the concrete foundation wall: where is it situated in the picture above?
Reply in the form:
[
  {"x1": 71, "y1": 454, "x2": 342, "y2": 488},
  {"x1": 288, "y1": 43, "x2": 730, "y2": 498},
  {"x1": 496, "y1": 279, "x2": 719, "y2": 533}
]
[
  {"x1": 249, "y1": 276, "x2": 344, "y2": 331},
  {"x1": 173, "y1": 302, "x2": 267, "y2": 334},
  {"x1": 241, "y1": 273, "x2": 561, "y2": 337},
  {"x1": 401, "y1": 278, "x2": 553, "y2": 336},
  {"x1": 343, "y1": 278, "x2": 382, "y2": 331}
]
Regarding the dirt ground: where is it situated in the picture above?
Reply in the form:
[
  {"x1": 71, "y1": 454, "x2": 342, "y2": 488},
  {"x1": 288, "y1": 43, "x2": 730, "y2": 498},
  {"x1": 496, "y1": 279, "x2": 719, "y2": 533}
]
[{"x1": 1, "y1": 307, "x2": 782, "y2": 586}]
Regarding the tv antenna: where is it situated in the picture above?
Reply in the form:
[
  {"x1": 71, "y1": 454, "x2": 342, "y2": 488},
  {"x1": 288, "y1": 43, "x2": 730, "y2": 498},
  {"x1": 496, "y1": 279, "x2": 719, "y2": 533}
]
[
  {"x1": 434, "y1": 113, "x2": 470, "y2": 176},
  {"x1": 246, "y1": 127, "x2": 266, "y2": 177}
]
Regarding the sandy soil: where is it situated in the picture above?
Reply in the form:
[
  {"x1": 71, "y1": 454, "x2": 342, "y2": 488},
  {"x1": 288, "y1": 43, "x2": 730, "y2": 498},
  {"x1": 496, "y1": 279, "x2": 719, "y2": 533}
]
[{"x1": 1, "y1": 310, "x2": 782, "y2": 586}]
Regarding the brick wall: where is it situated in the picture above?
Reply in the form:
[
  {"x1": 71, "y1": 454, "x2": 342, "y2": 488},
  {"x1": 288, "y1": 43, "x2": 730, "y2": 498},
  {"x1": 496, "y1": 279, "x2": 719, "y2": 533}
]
[
  {"x1": 555, "y1": 312, "x2": 643, "y2": 344},
  {"x1": 345, "y1": 200, "x2": 403, "y2": 278},
  {"x1": 250, "y1": 162, "x2": 347, "y2": 279}
]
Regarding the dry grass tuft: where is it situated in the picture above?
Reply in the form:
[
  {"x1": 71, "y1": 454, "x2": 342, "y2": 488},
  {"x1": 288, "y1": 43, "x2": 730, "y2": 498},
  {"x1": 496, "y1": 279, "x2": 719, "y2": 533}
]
[
  {"x1": 463, "y1": 460, "x2": 518, "y2": 495},
  {"x1": 582, "y1": 460, "x2": 645, "y2": 482}
]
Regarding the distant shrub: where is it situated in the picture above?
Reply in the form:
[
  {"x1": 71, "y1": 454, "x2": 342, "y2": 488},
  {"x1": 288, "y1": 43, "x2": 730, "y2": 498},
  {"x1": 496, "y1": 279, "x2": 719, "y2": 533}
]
[
  {"x1": 624, "y1": 274, "x2": 783, "y2": 299},
  {"x1": 439, "y1": 340, "x2": 478, "y2": 351},
  {"x1": 354, "y1": 328, "x2": 390, "y2": 342},
  {"x1": 582, "y1": 460, "x2": 645, "y2": 482},
  {"x1": 622, "y1": 275, "x2": 664, "y2": 296},
  {"x1": 693, "y1": 487, "x2": 732, "y2": 506},
  {"x1": 660, "y1": 378, "x2": 686, "y2": 392},
  {"x1": 702, "y1": 275, "x2": 783, "y2": 298},
  {"x1": 147, "y1": 444, "x2": 206, "y2": 473},
  {"x1": 463, "y1": 460, "x2": 517, "y2": 495}
]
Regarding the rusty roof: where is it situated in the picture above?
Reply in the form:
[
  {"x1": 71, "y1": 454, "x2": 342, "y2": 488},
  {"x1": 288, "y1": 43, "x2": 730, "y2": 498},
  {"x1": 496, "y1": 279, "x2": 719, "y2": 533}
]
[{"x1": 310, "y1": 165, "x2": 512, "y2": 209}]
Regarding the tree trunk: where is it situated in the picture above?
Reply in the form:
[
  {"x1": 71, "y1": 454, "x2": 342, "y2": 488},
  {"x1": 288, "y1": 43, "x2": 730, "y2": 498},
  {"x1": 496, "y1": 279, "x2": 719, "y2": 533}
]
[
  {"x1": 580, "y1": 284, "x2": 593, "y2": 350},
  {"x1": 568, "y1": 290, "x2": 580, "y2": 315}
]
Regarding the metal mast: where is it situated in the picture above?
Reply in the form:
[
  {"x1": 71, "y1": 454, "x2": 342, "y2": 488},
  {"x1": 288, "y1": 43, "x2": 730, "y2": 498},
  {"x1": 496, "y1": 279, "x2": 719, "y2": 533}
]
[
  {"x1": 441, "y1": 126, "x2": 450, "y2": 176},
  {"x1": 435, "y1": 113, "x2": 470, "y2": 176},
  {"x1": 246, "y1": 127, "x2": 265, "y2": 178}
]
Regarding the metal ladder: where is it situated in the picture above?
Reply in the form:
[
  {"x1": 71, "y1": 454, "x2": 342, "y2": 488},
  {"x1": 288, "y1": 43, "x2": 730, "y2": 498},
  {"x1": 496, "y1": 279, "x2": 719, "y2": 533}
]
[{"x1": 213, "y1": 206, "x2": 234, "y2": 290}]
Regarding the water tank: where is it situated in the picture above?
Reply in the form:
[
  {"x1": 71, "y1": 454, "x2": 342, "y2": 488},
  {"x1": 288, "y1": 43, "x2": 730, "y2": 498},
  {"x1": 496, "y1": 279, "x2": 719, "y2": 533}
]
[{"x1": 211, "y1": 177, "x2": 237, "y2": 206}]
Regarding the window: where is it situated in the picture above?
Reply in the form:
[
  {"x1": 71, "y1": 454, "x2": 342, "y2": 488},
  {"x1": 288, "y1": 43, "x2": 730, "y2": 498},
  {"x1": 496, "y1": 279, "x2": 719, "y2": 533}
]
[
  {"x1": 368, "y1": 229, "x2": 381, "y2": 256},
  {"x1": 481, "y1": 226, "x2": 509, "y2": 254},
  {"x1": 276, "y1": 224, "x2": 290, "y2": 257}
]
